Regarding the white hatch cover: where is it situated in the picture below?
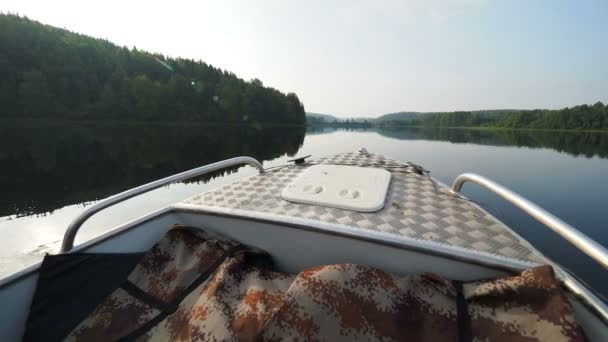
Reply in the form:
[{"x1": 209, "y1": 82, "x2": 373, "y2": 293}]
[{"x1": 281, "y1": 164, "x2": 391, "y2": 212}]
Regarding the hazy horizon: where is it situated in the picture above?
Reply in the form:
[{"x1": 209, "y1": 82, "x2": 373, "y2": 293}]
[
  {"x1": 3, "y1": 1, "x2": 607, "y2": 117},
  {"x1": 306, "y1": 107, "x2": 566, "y2": 119}
]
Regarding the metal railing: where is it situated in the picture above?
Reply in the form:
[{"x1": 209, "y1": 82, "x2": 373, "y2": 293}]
[
  {"x1": 451, "y1": 173, "x2": 608, "y2": 269},
  {"x1": 60, "y1": 156, "x2": 264, "y2": 253}
]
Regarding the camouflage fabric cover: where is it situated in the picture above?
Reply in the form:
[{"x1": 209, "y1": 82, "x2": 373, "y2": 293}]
[
  {"x1": 65, "y1": 227, "x2": 587, "y2": 341},
  {"x1": 463, "y1": 266, "x2": 587, "y2": 342}
]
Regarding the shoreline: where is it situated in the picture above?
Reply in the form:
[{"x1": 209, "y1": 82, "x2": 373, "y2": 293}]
[
  {"x1": 0, "y1": 118, "x2": 307, "y2": 128},
  {"x1": 323, "y1": 124, "x2": 608, "y2": 133},
  {"x1": 3, "y1": 118, "x2": 608, "y2": 133}
]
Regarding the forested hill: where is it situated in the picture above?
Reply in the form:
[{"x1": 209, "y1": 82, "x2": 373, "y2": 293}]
[
  {"x1": 376, "y1": 104, "x2": 608, "y2": 130},
  {"x1": 0, "y1": 14, "x2": 305, "y2": 124},
  {"x1": 306, "y1": 112, "x2": 339, "y2": 123}
]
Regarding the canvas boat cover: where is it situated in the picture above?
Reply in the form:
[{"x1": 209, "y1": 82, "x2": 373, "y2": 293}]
[{"x1": 27, "y1": 226, "x2": 587, "y2": 341}]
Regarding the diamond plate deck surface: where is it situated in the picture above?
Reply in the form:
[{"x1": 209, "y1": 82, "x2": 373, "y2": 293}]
[{"x1": 184, "y1": 152, "x2": 544, "y2": 264}]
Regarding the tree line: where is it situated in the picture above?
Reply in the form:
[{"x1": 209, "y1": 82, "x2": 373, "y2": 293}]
[
  {"x1": 307, "y1": 116, "x2": 373, "y2": 127},
  {"x1": 0, "y1": 14, "x2": 305, "y2": 124},
  {"x1": 377, "y1": 103, "x2": 608, "y2": 130}
]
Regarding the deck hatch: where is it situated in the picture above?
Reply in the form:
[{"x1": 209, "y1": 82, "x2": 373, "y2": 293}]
[{"x1": 281, "y1": 164, "x2": 391, "y2": 212}]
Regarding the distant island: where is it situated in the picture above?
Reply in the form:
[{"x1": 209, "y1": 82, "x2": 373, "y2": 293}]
[
  {"x1": 307, "y1": 103, "x2": 608, "y2": 131},
  {"x1": 306, "y1": 113, "x2": 374, "y2": 128},
  {"x1": 0, "y1": 14, "x2": 305, "y2": 125}
]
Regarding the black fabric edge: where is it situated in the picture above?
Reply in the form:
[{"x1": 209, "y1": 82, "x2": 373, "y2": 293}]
[
  {"x1": 24, "y1": 253, "x2": 145, "y2": 342},
  {"x1": 121, "y1": 281, "x2": 171, "y2": 312},
  {"x1": 453, "y1": 280, "x2": 472, "y2": 342}
]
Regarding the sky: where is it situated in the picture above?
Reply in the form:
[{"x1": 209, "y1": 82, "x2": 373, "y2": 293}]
[{"x1": 3, "y1": 0, "x2": 608, "y2": 117}]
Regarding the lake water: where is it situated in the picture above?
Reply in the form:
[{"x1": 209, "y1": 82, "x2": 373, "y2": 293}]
[{"x1": 1, "y1": 122, "x2": 607, "y2": 296}]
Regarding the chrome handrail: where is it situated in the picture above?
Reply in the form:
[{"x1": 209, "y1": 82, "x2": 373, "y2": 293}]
[
  {"x1": 451, "y1": 173, "x2": 608, "y2": 269},
  {"x1": 60, "y1": 156, "x2": 264, "y2": 253}
]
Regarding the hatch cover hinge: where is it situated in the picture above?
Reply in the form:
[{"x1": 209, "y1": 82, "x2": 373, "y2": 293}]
[{"x1": 287, "y1": 155, "x2": 312, "y2": 165}]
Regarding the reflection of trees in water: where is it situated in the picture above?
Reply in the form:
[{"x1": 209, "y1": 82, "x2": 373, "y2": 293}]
[
  {"x1": 376, "y1": 127, "x2": 608, "y2": 159},
  {"x1": 305, "y1": 126, "x2": 376, "y2": 135},
  {"x1": 305, "y1": 126, "x2": 339, "y2": 135},
  {"x1": 0, "y1": 122, "x2": 304, "y2": 216}
]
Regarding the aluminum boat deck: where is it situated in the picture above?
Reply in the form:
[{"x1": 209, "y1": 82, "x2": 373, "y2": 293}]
[{"x1": 183, "y1": 151, "x2": 545, "y2": 265}]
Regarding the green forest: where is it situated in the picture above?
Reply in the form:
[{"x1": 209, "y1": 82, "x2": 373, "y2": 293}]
[
  {"x1": 2, "y1": 14, "x2": 605, "y2": 130},
  {"x1": 0, "y1": 14, "x2": 305, "y2": 124},
  {"x1": 376, "y1": 103, "x2": 608, "y2": 130}
]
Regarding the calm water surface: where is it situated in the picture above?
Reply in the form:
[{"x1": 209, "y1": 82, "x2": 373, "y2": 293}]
[{"x1": 1, "y1": 122, "x2": 607, "y2": 295}]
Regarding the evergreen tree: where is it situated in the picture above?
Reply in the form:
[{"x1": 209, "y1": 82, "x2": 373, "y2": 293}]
[{"x1": 0, "y1": 14, "x2": 306, "y2": 124}]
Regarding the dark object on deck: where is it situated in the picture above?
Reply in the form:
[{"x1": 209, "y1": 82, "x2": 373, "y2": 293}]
[
  {"x1": 407, "y1": 161, "x2": 430, "y2": 175},
  {"x1": 288, "y1": 155, "x2": 311, "y2": 164}
]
